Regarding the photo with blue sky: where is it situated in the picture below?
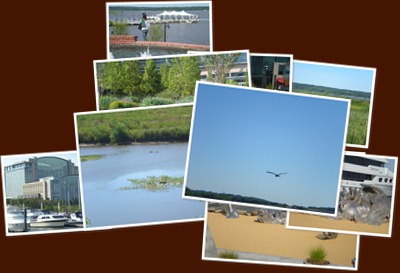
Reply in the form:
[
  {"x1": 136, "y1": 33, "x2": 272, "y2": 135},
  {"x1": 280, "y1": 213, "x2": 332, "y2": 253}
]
[
  {"x1": 184, "y1": 82, "x2": 350, "y2": 214},
  {"x1": 293, "y1": 61, "x2": 376, "y2": 148}
]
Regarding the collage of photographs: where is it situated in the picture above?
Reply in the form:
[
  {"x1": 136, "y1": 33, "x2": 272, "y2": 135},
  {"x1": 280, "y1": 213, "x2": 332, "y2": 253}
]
[{"x1": 1, "y1": 1, "x2": 398, "y2": 272}]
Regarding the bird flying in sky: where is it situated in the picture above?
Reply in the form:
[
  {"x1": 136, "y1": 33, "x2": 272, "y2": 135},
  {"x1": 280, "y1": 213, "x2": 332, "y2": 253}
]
[{"x1": 266, "y1": 171, "x2": 287, "y2": 178}]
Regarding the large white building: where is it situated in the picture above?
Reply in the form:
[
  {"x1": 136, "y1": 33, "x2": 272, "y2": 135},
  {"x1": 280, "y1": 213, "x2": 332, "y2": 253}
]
[{"x1": 3, "y1": 156, "x2": 79, "y2": 200}]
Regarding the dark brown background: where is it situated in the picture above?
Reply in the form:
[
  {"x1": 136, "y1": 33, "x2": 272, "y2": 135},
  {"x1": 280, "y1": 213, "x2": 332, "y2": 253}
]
[{"x1": 1, "y1": 0, "x2": 398, "y2": 271}]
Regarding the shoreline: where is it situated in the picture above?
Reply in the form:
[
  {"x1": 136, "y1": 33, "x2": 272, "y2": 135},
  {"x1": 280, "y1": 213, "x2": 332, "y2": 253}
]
[
  {"x1": 288, "y1": 212, "x2": 390, "y2": 235},
  {"x1": 79, "y1": 140, "x2": 188, "y2": 147}
]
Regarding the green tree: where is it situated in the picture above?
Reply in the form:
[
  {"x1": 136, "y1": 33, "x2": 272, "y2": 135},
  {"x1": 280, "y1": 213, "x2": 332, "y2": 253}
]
[
  {"x1": 96, "y1": 62, "x2": 125, "y2": 96},
  {"x1": 244, "y1": 68, "x2": 249, "y2": 87},
  {"x1": 166, "y1": 56, "x2": 200, "y2": 99},
  {"x1": 148, "y1": 24, "x2": 164, "y2": 41},
  {"x1": 160, "y1": 61, "x2": 169, "y2": 89},
  {"x1": 139, "y1": 59, "x2": 161, "y2": 96},
  {"x1": 204, "y1": 53, "x2": 240, "y2": 83},
  {"x1": 121, "y1": 61, "x2": 142, "y2": 96}
]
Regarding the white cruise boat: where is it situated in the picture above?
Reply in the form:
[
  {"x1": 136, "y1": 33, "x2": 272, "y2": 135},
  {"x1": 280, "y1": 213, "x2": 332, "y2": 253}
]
[
  {"x1": 341, "y1": 155, "x2": 394, "y2": 196},
  {"x1": 30, "y1": 214, "x2": 68, "y2": 228}
]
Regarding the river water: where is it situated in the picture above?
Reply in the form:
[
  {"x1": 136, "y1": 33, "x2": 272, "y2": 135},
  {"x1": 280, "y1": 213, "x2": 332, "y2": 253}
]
[
  {"x1": 109, "y1": 9, "x2": 211, "y2": 45},
  {"x1": 79, "y1": 142, "x2": 205, "y2": 229}
]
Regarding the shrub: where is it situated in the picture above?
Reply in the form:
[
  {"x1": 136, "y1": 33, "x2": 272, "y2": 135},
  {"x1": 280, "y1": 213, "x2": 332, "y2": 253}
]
[
  {"x1": 111, "y1": 21, "x2": 129, "y2": 35},
  {"x1": 148, "y1": 24, "x2": 164, "y2": 41},
  {"x1": 307, "y1": 246, "x2": 328, "y2": 265},
  {"x1": 140, "y1": 97, "x2": 174, "y2": 106},
  {"x1": 109, "y1": 100, "x2": 138, "y2": 109},
  {"x1": 218, "y1": 250, "x2": 239, "y2": 259},
  {"x1": 176, "y1": 96, "x2": 194, "y2": 104},
  {"x1": 157, "y1": 89, "x2": 181, "y2": 100},
  {"x1": 110, "y1": 123, "x2": 130, "y2": 144},
  {"x1": 99, "y1": 96, "x2": 119, "y2": 110},
  {"x1": 129, "y1": 96, "x2": 142, "y2": 103}
]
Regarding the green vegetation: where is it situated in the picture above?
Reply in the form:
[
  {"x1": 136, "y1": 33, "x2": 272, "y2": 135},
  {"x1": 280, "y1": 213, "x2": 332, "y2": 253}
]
[
  {"x1": 148, "y1": 24, "x2": 164, "y2": 41},
  {"x1": 119, "y1": 175, "x2": 184, "y2": 192},
  {"x1": 6, "y1": 198, "x2": 81, "y2": 213},
  {"x1": 218, "y1": 250, "x2": 239, "y2": 259},
  {"x1": 76, "y1": 105, "x2": 192, "y2": 145},
  {"x1": 96, "y1": 53, "x2": 245, "y2": 110},
  {"x1": 293, "y1": 83, "x2": 371, "y2": 100},
  {"x1": 110, "y1": 21, "x2": 129, "y2": 35},
  {"x1": 293, "y1": 84, "x2": 370, "y2": 146},
  {"x1": 307, "y1": 246, "x2": 328, "y2": 265},
  {"x1": 204, "y1": 54, "x2": 240, "y2": 83},
  {"x1": 347, "y1": 99, "x2": 369, "y2": 145},
  {"x1": 80, "y1": 155, "x2": 104, "y2": 162}
]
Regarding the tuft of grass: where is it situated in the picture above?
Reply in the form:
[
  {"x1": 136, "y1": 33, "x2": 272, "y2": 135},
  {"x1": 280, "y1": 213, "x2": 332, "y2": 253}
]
[
  {"x1": 120, "y1": 175, "x2": 184, "y2": 192},
  {"x1": 80, "y1": 155, "x2": 104, "y2": 162},
  {"x1": 218, "y1": 250, "x2": 239, "y2": 259},
  {"x1": 307, "y1": 246, "x2": 328, "y2": 264}
]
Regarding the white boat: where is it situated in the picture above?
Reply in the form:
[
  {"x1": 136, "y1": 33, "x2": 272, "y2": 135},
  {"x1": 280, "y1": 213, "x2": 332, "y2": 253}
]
[
  {"x1": 30, "y1": 214, "x2": 68, "y2": 228},
  {"x1": 65, "y1": 211, "x2": 84, "y2": 228},
  {"x1": 6, "y1": 206, "x2": 29, "y2": 232},
  {"x1": 341, "y1": 155, "x2": 394, "y2": 196}
]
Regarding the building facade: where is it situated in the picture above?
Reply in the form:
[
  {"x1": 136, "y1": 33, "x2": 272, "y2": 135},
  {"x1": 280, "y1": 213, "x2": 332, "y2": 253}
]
[
  {"x1": 251, "y1": 56, "x2": 291, "y2": 91},
  {"x1": 4, "y1": 156, "x2": 79, "y2": 199},
  {"x1": 22, "y1": 175, "x2": 80, "y2": 201}
]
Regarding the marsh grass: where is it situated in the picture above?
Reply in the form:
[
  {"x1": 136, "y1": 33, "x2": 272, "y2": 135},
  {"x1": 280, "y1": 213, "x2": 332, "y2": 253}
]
[
  {"x1": 120, "y1": 175, "x2": 184, "y2": 192},
  {"x1": 80, "y1": 155, "x2": 104, "y2": 162},
  {"x1": 347, "y1": 99, "x2": 369, "y2": 145},
  {"x1": 218, "y1": 250, "x2": 239, "y2": 259},
  {"x1": 76, "y1": 105, "x2": 192, "y2": 145}
]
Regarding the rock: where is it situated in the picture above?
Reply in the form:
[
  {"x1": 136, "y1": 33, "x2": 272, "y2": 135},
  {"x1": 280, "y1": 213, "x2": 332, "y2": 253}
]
[
  {"x1": 208, "y1": 207, "x2": 216, "y2": 213},
  {"x1": 256, "y1": 209, "x2": 287, "y2": 225}
]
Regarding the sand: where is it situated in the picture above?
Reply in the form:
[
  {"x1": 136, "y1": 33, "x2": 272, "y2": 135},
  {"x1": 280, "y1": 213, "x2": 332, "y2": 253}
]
[
  {"x1": 206, "y1": 212, "x2": 358, "y2": 267},
  {"x1": 288, "y1": 212, "x2": 390, "y2": 235}
]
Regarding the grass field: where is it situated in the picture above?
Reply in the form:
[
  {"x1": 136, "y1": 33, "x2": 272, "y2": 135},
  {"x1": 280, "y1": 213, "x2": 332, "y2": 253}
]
[
  {"x1": 76, "y1": 105, "x2": 192, "y2": 145},
  {"x1": 293, "y1": 90, "x2": 370, "y2": 146}
]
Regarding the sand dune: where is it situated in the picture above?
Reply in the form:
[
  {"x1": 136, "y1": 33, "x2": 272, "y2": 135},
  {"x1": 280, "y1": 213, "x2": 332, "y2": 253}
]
[{"x1": 206, "y1": 212, "x2": 358, "y2": 267}]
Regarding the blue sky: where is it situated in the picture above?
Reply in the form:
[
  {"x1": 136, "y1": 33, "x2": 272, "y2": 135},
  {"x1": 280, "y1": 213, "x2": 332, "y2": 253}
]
[
  {"x1": 185, "y1": 83, "x2": 350, "y2": 208},
  {"x1": 1, "y1": 152, "x2": 79, "y2": 167},
  {"x1": 110, "y1": 2, "x2": 209, "y2": 8},
  {"x1": 293, "y1": 61, "x2": 375, "y2": 93}
]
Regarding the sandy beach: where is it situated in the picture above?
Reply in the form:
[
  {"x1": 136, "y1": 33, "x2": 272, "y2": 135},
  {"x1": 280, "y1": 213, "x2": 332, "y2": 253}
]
[
  {"x1": 288, "y1": 212, "x2": 390, "y2": 235},
  {"x1": 206, "y1": 212, "x2": 358, "y2": 267}
]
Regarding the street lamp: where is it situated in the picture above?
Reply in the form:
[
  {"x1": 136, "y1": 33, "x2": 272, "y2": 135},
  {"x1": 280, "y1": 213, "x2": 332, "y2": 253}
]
[{"x1": 163, "y1": 22, "x2": 170, "y2": 42}]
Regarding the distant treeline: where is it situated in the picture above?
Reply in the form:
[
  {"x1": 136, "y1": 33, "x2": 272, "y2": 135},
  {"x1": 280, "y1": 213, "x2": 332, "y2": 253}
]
[
  {"x1": 110, "y1": 6, "x2": 209, "y2": 12},
  {"x1": 76, "y1": 105, "x2": 192, "y2": 145},
  {"x1": 185, "y1": 188, "x2": 335, "y2": 214},
  {"x1": 293, "y1": 82, "x2": 371, "y2": 100}
]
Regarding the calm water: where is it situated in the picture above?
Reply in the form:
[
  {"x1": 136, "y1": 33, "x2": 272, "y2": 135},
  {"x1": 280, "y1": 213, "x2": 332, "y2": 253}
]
[
  {"x1": 79, "y1": 143, "x2": 205, "y2": 228},
  {"x1": 109, "y1": 9, "x2": 210, "y2": 45}
]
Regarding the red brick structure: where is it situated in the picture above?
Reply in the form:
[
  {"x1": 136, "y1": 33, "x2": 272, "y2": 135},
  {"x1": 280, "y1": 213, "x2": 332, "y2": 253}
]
[{"x1": 110, "y1": 35, "x2": 210, "y2": 51}]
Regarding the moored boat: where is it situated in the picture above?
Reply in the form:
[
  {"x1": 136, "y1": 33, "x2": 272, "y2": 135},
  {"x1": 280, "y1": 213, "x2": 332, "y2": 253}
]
[{"x1": 30, "y1": 214, "x2": 68, "y2": 228}]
